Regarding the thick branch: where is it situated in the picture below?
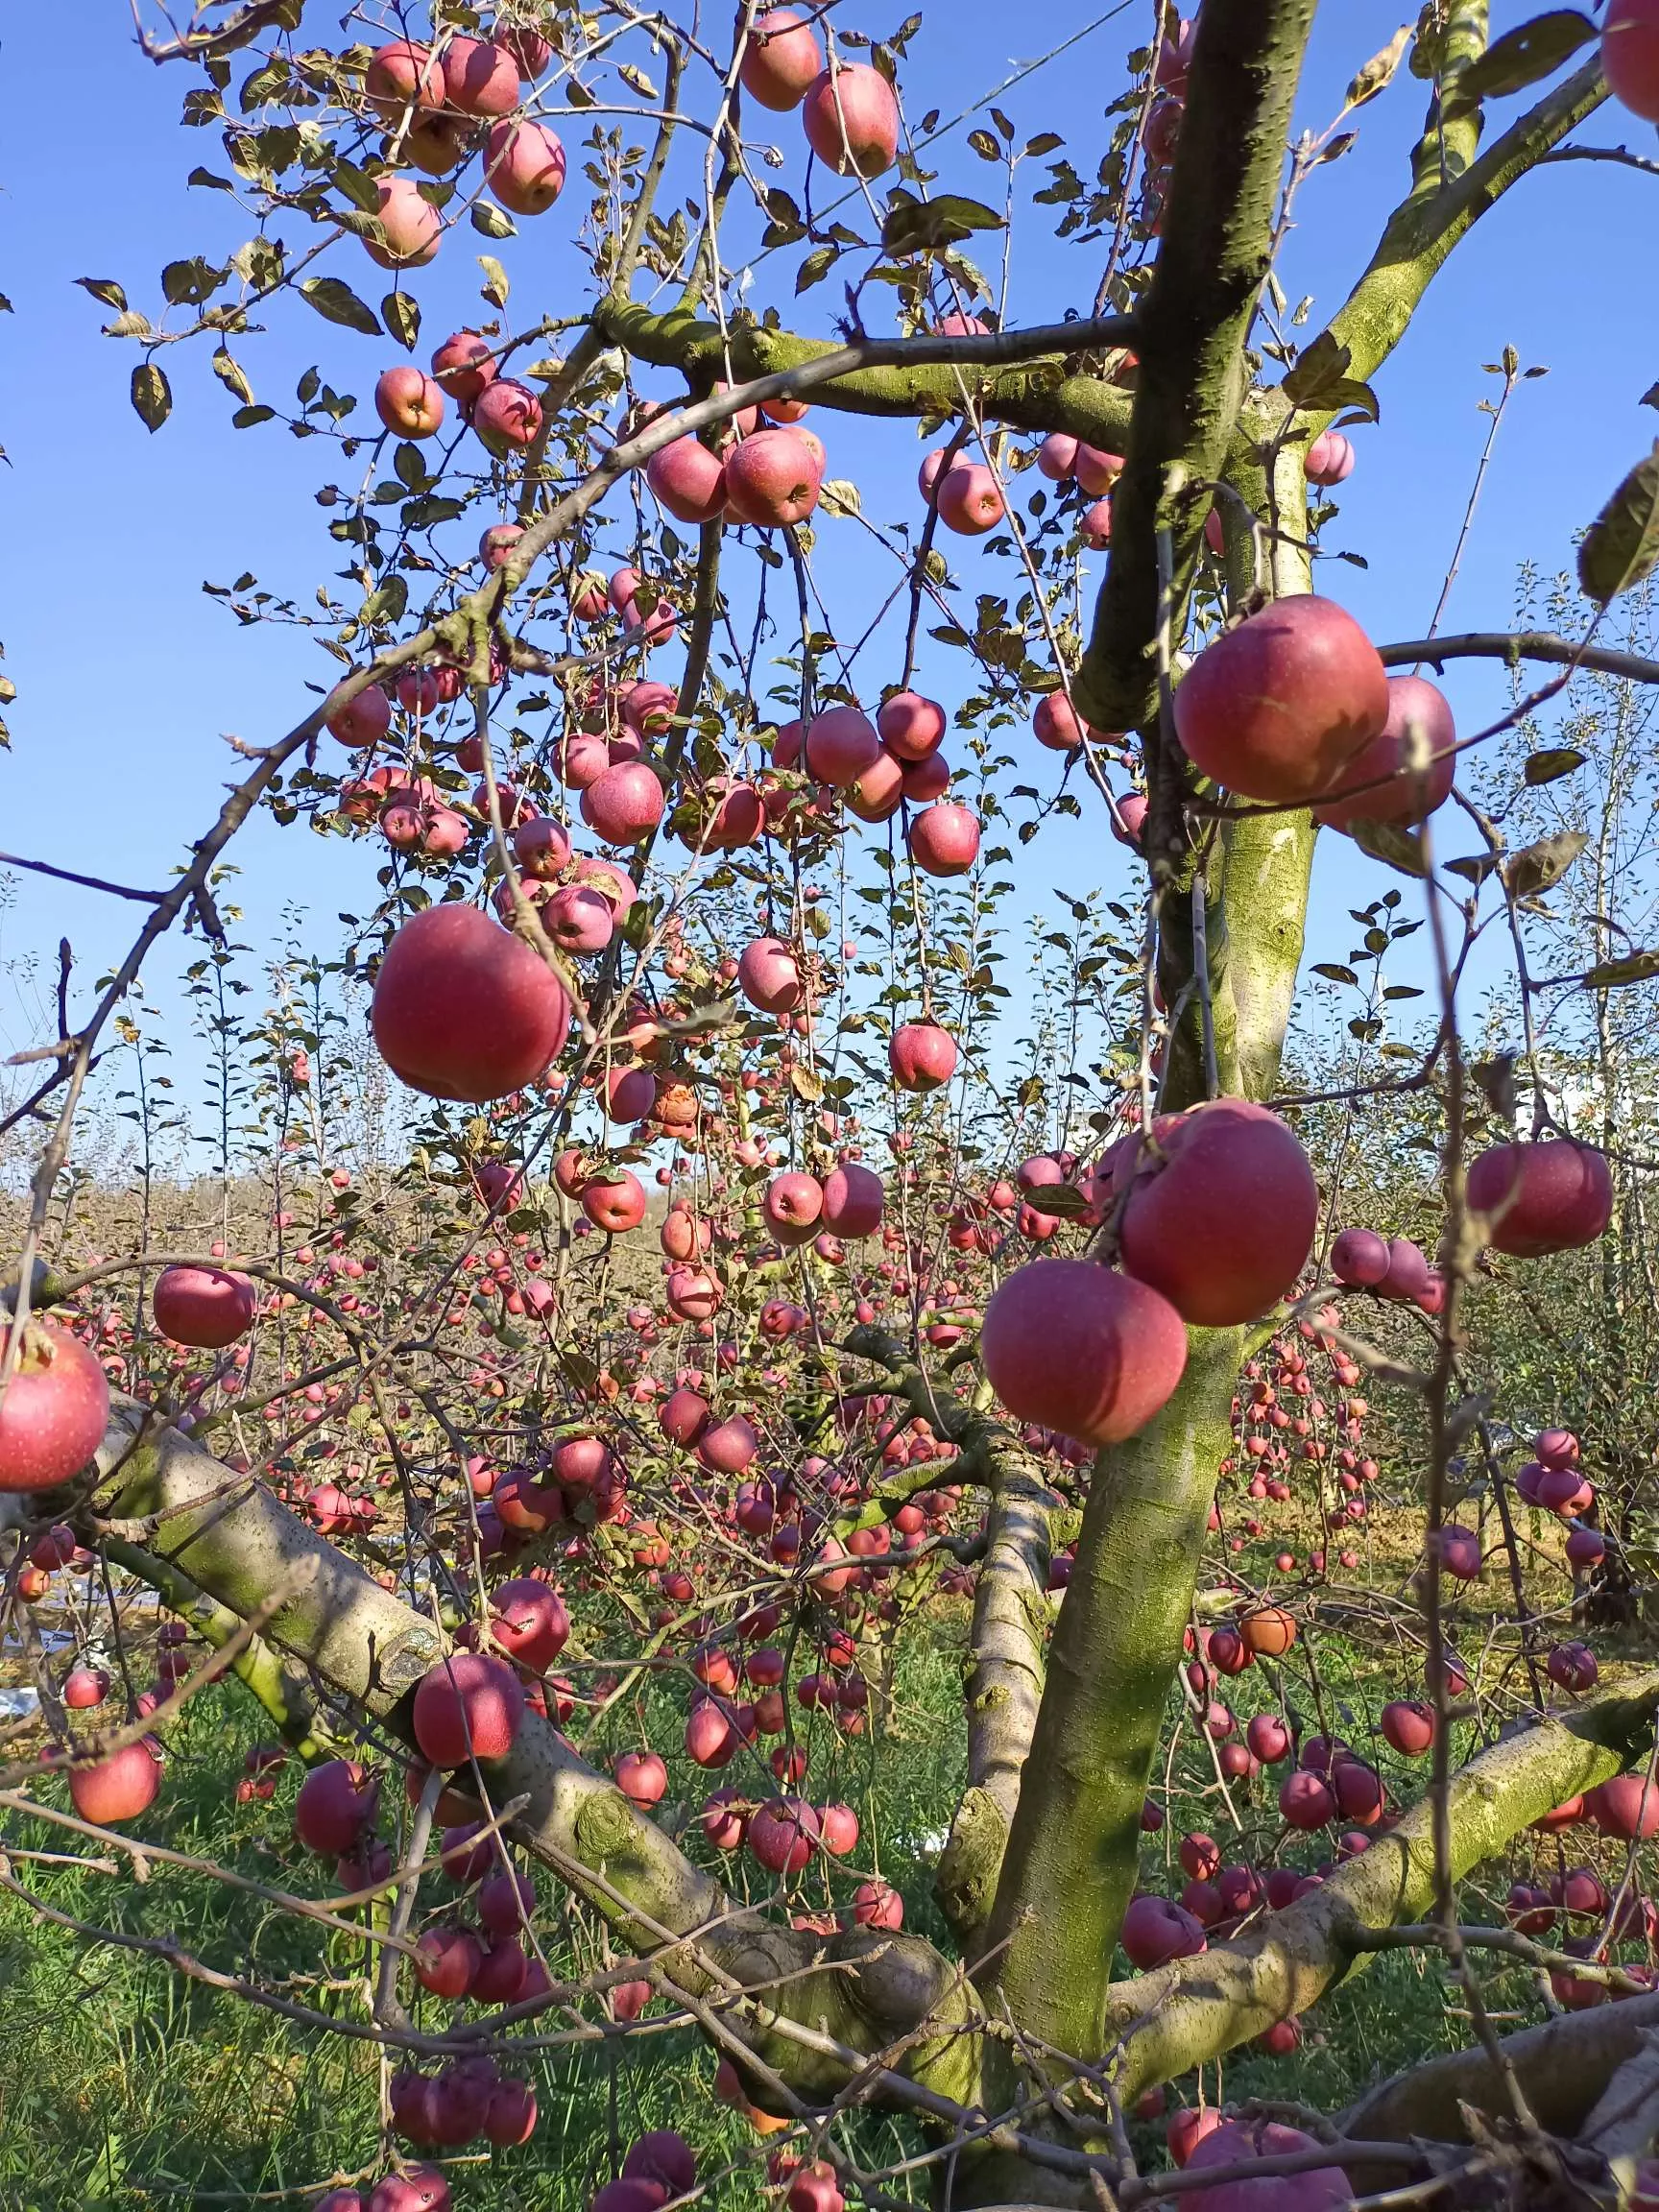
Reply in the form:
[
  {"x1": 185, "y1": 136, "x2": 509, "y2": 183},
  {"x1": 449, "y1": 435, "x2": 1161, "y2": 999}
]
[
  {"x1": 1078, "y1": 0, "x2": 1319, "y2": 732},
  {"x1": 935, "y1": 1456, "x2": 1060, "y2": 1948},
  {"x1": 593, "y1": 300, "x2": 1136, "y2": 449},
  {"x1": 84, "y1": 1407, "x2": 980, "y2": 2106},
  {"x1": 1105, "y1": 1668, "x2": 1659, "y2": 2102},
  {"x1": 101, "y1": 1534, "x2": 318, "y2": 1752},
  {"x1": 1344, "y1": 1990, "x2": 1659, "y2": 2145},
  {"x1": 981, "y1": 1327, "x2": 1244, "y2": 2058},
  {"x1": 1322, "y1": 55, "x2": 1607, "y2": 397}
]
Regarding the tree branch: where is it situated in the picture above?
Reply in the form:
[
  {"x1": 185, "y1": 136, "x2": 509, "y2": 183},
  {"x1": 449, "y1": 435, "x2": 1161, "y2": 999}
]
[
  {"x1": 1105, "y1": 1667, "x2": 1659, "y2": 2102},
  {"x1": 1078, "y1": 0, "x2": 1320, "y2": 733},
  {"x1": 1322, "y1": 54, "x2": 1607, "y2": 396},
  {"x1": 1378, "y1": 632, "x2": 1659, "y2": 686}
]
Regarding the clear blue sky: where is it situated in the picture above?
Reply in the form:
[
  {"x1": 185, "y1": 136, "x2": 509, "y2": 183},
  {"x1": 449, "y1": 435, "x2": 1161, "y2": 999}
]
[{"x1": 1, "y1": 4, "x2": 1653, "y2": 1115}]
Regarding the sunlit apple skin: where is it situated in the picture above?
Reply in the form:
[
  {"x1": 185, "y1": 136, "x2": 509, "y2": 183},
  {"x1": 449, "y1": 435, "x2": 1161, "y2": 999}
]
[
  {"x1": 0, "y1": 1320, "x2": 111, "y2": 1493},
  {"x1": 372, "y1": 905, "x2": 569, "y2": 1103},
  {"x1": 1172, "y1": 594, "x2": 1388, "y2": 805},
  {"x1": 1312, "y1": 675, "x2": 1455, "y2": 832},
  {"x1": 801, "y1": 63, "x2": 901, "y2": 178}
]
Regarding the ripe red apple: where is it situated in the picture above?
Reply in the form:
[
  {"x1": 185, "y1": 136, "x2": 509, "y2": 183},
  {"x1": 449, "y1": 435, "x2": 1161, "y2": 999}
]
[
  {"x1": 1330, "y1": 1226, "x2": 1389, "y2": 1286},
  {"x1": 581, "y1": 762, "x2": 666, "y2": 843},
  {"x1": 443, "y1": 36, "x2": 519, "y2": 116},
  {"x1": 805, "y1": 706, "x2": 881, "y2": 787},
  {"x1": 414, "y1": 1923, "x2": 481, "y2": 1999},
  {"x1": 822, "y1": 1162, "x2": 883, "y2": 1238},
  {"x1": 1381, "y1": 1699, "x2": 1434, "y2": 1756},
  {"x1": 737, "y1": 936, "x2": 803, "y2": 1013},
  {"x1": 1588, "y1": 1773, "x2": 1659, "y2": 1839},
  {"x1": 981, "y1": 1258, "x2": 1188, "y2": 1447},
  {"x1": 1172, "y1": 594, "x2": 1388, "y2": 805},
  {"x1": 480, "y1": 117, "x2": 567, "y2": 216},
  {"x1": 747, "y1": 1795, "x2": 819, "y2": 1872},
  {"x1": 296, "y1": 1759, "x2": 378, "y2": 1855},
  {"x1": 365, "y1": 40, "x2": 444, "y2": 117},
  {"x1": 365, "y1": 177, "x2": 443, "y2": 270},
  {"x1": 877, "y1": 690, "x2": 946, "y2": 760},
  {"x1": 740, "y1": 8, "x2": 824, "y2": 108},
  {"x1": 933, "y1": 463, "x2": 1005, "y2": 536},
  {"x1": 1118, "y1": 1101, "x2": 1317, "y2": 1326},
  {"x1": 1034, "y1": 692, "x2": 1088, "y2": 751},
  {"x1": 1239, "y1": 1606, "x2": 1295, "y2": 1658},
  {"x1": 325, "y1": 681, "x2": 392, "y2": 748},
  {"x1": 489, "y1": 1578, "x2": 569, "y2": 1671},
  {"x1": 1279, "y1": 1770, "x2": 1334, "y2": 1828},
  {"x1": 1304, "y1": 430, "x2": 1356, "y2": 485},
  {"x1": 889, "y1": 1021, "x2": 957, "y2": 1090},
  {"x1": 412, "y1": 1652, "x2": 525, "y2": 1767},
  {"x1": 583, "y1": 1170, "x2": 648, "y2": 1232},
  {"x1": 801, "y1": 62, "x2": 900, "y2": 176},
  {"x1": 624, "y1": 2133, "x2": 698, "y2": 2199},
  {"x1": 153, "y1": 1264, "x2": 256, "y2": 1348},
  {"x1": 1466, "y1": 1138, "x2": 1613, "y2": 1257},
  {"x1": 368, "y1": 2166, "x2": 450, "y2": 2212},
  {"x1": 853, "y1": 1878, "x2": 903, "y2": 1929},
  {"x1": 69, "y1": 1737, "x2": 163, "y2": 1825},
  {"x1": 1603, "y1": 0, "x2": 1659, "y2": 120},
  {"x1": 646, "y1": 436, "x2": 727, "y2": 523},
  {"x1": 908, "y1": 800, "x2": 980, "y2": 877},
  {"x1": 1246, "y1": 1714, "x2": 1290, "y2": 1763},
  {"x1": 0, "y1": 1319, "x2": 110, "y2": 1492},
  {"x1": 724, "y1": 427, "x2": 824, "y2": 526},
  {"x1": 374, "y1": 367, "x2": 445, "y2": 439},
  {"x1": 372, "y1": 904, "x2": 568, "y2": 1102},
  {"x1": 1120, "y1": 1892, "x2": 1206, "y2": 1968},
  {"x1": 471, "y1": 377, "x2": 543, "y2": 453},
  {"x1": 1312, "y1": 674, "x2": 1455, "y2": 832}
]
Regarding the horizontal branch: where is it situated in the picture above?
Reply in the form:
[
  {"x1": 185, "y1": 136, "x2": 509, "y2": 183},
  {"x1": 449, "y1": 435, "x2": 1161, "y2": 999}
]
[
  {"x1": 1344, "y1": 1987, "x2": 1659, "y2": 2144},
  {"x1": 1377, "y1": 632, "x2": 1659, "y2": 686},
  {"x1": 1103, "y1": 1665, "x2": 1659, "y2": 2101},
  {"x1": 593, "y1": 300, "x2": 1138, "y2": 447}
]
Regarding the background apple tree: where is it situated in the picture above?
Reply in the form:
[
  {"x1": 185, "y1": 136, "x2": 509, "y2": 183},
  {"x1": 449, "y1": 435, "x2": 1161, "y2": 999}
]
[{"x1": 7, "y1": 3, "x2": 1659, "y2": 2209}]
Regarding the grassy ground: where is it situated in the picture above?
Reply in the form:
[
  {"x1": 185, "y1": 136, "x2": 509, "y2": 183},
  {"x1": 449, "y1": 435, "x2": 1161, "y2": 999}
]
[{"x1": 0, "y1": 1545, "x2": 1575, "y2": 2212}]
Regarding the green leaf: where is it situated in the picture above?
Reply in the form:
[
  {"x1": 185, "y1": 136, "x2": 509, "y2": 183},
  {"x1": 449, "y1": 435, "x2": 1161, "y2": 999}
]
[
  {"x1": 1578, "y1": 443, "x2": 1659, "y2": 602},
  {"x1": 1581, "y1": 948, "x2": 1659, "y2": 990},
  {"x1": 470, "y1": 202, "x2": 517, "y2": 240},
  {"x1": 231, "y1": 404, "x2": 276, "y2": 427},
  {"x1": 1311, "y1": 963, "x2": 1359, "y2": 985},
  {"x1": 382, "y1": 290, "x2": 421, "y2": 352},
  {"x1": 298, "y1": 276, "x2": 382, "y2": 336},
  {"x1": 1503, "y1": 827, "x2": 1587, "y2": 899},
  {"x1": 1523, "y1": 746, "x2": 1587, "y2": 785},
  {"x1": 210, "y1": 346, "x2": 253, "y2": 405},
  {"x1": 361, "y1": 574, "x2": 409, "y2": 626},
  {"x1": 1282, "y1": 331, "x2": 1382, "y2": 422},
  {"x1": 76, "y1": 276, "x2": 128, "y2": 311},
  {"x1": 1457, "y1": 10, "x2": 1595, "y2": 101},
  {"x1": 161, "y1": 255, "x2": 228, "y2": 305},
  {"x1": 1022, "y1": 1182, "x2": 1094, "y2": 1218},
  {"x1": 476, "y1": 254, "x2": 510, "y2": 309},
  {"x1": 104, "y1": 309, "x2": 155, "y2": 340},
  {"x1": 796, "y1": 245, "x2": 838, "y2": 293},
  {"x1": 817, "y1": 478, "x2": 861, "y2": 517},
  {"x1": 330, "y1": 159, "x2": 385, "y2": 215},
  {"x1": 881, "y1": 190, "x2": 1005, "y2": 256},
  {"x1": 1349, "y1": 818, "x2": 1427, "y2": 878},
  {"x1": 131, "y1": 361, "x2": 172, "y2": 432}
]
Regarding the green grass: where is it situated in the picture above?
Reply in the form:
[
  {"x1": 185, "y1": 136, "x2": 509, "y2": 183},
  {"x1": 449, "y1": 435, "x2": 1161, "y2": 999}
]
[{"x1": 0, "y1": 1591, "x2": 1585, "y2": 2210}]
